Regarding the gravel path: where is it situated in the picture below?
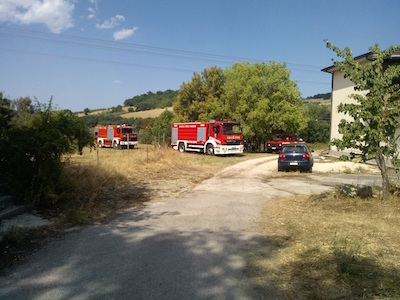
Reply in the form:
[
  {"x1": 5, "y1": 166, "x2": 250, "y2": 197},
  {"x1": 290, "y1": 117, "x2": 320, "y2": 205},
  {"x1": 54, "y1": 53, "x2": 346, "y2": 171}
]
[{"x1": 0, "y1": 156, "x2": 382, "y2": 299}]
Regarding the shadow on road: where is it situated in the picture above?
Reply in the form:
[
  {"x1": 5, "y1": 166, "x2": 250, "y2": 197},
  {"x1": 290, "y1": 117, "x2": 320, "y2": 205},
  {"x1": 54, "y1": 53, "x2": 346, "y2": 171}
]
[{"x1": 0, "y1": 217, "x2": 289, "y2": 299}]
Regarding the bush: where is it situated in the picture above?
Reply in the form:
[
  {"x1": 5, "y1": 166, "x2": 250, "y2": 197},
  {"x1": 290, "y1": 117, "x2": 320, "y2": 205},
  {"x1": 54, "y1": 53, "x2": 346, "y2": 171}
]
[
  {"x1": 140, "y1": 110, "x2": 175, "y2": 145},
  {"x1": 299, "y1": 102, "x2": 330, "y2": 143},
  {"x1": 0, "y1": 100, "x2": 92, "y2": 206}
]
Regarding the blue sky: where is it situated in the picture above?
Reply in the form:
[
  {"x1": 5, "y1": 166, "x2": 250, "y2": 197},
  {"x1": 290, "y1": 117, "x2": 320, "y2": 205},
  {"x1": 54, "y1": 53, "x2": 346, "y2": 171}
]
[{"x1": 0, "y1": 0, "x2": 399, "y2": 112}]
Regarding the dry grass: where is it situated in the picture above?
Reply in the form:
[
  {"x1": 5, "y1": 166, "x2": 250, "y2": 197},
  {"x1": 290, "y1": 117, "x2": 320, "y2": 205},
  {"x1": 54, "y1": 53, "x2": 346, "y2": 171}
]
[
  {"x1": 120, "y1": 107, "x2": 173, "y2": 119},
  {"x1": 6, "y1": 145, "x2": 400, "y2": 298},
  {"x1": 304, "y1": 98, "x2": 331, "y2": 106},
  {"x1": 74, "y1": 108, "x2": 108, "y2": 117},
  {"x1": 245, "y1": 192, "x2": 400, "y2": 299},
  {"x1": 61, "y1": 146, "x2": 400, "y2": 299},
  {"x1": 57, "y1": 145, "x2": 261, "y2": 225}
]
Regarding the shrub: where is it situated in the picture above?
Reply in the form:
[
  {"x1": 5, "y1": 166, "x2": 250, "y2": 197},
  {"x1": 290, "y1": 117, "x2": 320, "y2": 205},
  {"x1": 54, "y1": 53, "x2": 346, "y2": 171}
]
[{"x1": 0, "y1": 100, "x2": 92, "y2": 206}]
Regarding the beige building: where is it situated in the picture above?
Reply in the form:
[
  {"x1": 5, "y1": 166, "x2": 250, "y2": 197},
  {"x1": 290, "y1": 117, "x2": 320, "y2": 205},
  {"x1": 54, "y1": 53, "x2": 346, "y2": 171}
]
[{"x1": 322, "y1": 50, "x2": 400, "y2": 157}]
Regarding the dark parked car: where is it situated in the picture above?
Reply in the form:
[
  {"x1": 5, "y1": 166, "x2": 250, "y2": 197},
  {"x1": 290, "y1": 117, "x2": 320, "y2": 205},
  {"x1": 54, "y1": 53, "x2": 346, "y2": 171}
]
[{"x1": 278, "y1": 143, "x2": 314, "y2": 172}]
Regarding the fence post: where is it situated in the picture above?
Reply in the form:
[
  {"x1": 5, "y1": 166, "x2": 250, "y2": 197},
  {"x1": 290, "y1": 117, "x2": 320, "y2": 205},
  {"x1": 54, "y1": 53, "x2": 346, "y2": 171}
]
[{"x1": 96, "y1": 143, "x2": 99, "y2": 167}]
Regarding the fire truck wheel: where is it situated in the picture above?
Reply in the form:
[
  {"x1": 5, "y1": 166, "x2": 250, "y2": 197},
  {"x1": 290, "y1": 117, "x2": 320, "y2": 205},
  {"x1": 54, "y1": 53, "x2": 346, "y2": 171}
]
[
  {"x1": 113, "y1": 141, "x2": 119, "y2": 149},
  {"x1": 178, "y1": 143, "x2": 185, "y2": 153},
  {"x1": 206, "y1": 144, "x2": 214, "y2": 155},
  {"x1": 98, "y1": 141, "x2": 103, "y2": 148}
]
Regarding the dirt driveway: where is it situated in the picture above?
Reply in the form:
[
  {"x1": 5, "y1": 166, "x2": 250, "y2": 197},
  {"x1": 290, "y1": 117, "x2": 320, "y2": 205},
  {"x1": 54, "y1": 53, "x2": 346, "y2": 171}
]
[{"x1": 0, "y1": 155, "x2": 382, "y2": 299}]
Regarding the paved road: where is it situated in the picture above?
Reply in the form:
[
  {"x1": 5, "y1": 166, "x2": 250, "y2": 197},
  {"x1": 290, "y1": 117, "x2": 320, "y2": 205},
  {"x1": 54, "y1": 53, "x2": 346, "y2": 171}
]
[{"x1": 0, "y1": 157, "x2": 382, "y2": 299}]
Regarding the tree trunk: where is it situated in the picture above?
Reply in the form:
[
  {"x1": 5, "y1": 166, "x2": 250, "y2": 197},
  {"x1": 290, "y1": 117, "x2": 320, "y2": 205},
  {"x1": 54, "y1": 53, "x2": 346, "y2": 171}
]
[{"x1": 376, "y1": 148, "x2": 390, "y2": 200}]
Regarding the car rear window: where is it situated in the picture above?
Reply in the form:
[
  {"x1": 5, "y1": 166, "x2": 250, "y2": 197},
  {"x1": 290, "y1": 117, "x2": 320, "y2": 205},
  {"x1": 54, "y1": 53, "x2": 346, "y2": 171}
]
[{"x1": 283, "y1": 146, "x2": 307, "y2": 153}]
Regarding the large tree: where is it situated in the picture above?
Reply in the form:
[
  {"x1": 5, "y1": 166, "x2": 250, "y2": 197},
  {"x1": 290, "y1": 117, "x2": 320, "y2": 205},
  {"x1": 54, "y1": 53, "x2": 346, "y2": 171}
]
[
  {"x1": 222, "y1": 61, "x2": 307, "y2": 150},
  {"x1": 173, "y1": 66, "x2": 225, "y2": 122},
  {"x1": 327, "y1": 42, "x2": 400, "y2": 200}
]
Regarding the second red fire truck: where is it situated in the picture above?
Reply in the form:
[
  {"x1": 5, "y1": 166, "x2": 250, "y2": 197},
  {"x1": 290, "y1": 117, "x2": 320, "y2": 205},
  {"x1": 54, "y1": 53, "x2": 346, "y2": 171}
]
[
  {"x1": 94, "y1": 125, "x2": 138, "y2": 149},
  {"x1": 265, "y1": 133, "x2": 303, "y2": 153},
  {"x1": 171, "y1": 120, "x2": 244, "y2": 155}
]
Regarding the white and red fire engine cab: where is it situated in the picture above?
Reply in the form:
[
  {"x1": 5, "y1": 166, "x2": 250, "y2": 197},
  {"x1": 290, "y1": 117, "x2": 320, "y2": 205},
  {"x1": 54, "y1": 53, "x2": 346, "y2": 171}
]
[
  {"x1": 94, "y1": 125, "x2": 138, "y2": 149},
  {"x1": 171, "y1": 120, "x2": 244, "y2": 155}
]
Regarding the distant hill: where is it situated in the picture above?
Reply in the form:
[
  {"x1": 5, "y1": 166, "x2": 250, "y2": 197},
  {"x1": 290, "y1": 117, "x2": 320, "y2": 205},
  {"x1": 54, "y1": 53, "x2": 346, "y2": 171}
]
[
  {"x1": 124, "y1": 89, "x2": 178, "y2": 111},
  {"x1": 77, "y1": 106, "x2": 174, "y2": 128},
  {"x1": 305, "y1": 93, "x2": 331, "y2": 100}
]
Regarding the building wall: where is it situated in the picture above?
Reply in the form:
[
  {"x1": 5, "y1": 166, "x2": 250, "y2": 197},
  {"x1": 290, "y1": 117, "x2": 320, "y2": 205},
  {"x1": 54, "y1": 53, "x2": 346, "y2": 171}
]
[{"x1": 329, "y1": 70, "x2": 366, "y2": 157}]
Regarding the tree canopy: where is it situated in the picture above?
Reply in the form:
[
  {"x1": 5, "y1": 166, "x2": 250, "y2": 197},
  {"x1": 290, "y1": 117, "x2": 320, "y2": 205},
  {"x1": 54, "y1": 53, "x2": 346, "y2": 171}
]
[
  {"x1": 223, "y1": 61, "x2": 307, "y2": 149},
  {"x1": 327, "y1": 42, "x2": 400, "y2": 200},
  {"x1": 173, "y1": 66, "x2": 225, "y2": 122}
]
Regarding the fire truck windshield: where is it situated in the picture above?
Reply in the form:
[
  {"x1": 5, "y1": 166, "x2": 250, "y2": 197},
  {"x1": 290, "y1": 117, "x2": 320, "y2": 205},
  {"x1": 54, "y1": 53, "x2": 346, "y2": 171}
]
[
  {"x1": 122, "y1": 128, "x2": 133, "y2": 134},
  {"x1": 222, "y1": 124, "x2": 242, "y2": 134}
]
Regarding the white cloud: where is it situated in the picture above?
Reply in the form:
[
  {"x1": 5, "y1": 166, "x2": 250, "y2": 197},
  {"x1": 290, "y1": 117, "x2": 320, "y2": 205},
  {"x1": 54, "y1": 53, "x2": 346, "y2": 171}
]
[
  {"x1": 87, "y1": 7, "x2": 96, "y2": 19},
  {"x1": 0, "y1": 0, "x2": 74, "y2": 34},
  {"x1": 113, "y1": 27, "x2": 138, "y2": 41},
  {"x1": 92, "y1": 8, "x2": 137, "y2": 41},
  {"x1": 87, "y1": 0, "x2": 97, "y2": 19},
  {"x1": 96, "y1": 14, "x2": 125, "y2": 29},
  {"x1": 113, "y1": 80, "x2": 122, "y2": 84}
]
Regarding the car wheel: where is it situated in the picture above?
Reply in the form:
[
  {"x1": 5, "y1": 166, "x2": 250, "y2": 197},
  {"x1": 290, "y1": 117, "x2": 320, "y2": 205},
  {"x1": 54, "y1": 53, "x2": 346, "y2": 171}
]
[{"x1": 178, "y1": 143, "x2": 185, "y2": 153}]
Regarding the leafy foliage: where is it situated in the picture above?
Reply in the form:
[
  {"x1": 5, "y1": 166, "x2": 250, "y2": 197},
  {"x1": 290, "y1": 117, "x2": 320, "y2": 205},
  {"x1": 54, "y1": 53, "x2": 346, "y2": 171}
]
[
  {"x1": 326, "y1": 42, "x2": 400, "y2": 199},
  {"x1": 124, "y1": 89, "x2": 178, "y2": 111},
  {"x1": 0, "y1": 96, "x2": 92, "y2": 206},
  {"x1": 300, "y1": 102, "x2": 331, "y2": 143},
  {"x1": 140, "y1": 109, "x2": 175, "y2": 144},
  {"x1": 173, "y1": 66, "x2": 225, "y2": 122},
  {"x1": 0, "y1": 93, "x2": 14, "y2": 138},
  {"x1": 222, "y1": 62, "x2": 307, "y2": 150}
]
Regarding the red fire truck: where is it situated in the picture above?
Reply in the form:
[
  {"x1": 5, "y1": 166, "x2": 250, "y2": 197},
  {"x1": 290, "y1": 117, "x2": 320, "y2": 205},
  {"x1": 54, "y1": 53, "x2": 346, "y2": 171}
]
[
  {"x1": 171, "y1": 120, "x2": 244, "y2": 155},
  {"x1": 94, "y1": 125, "x2": 138, "y2": 149},
  {"x1": 266, "y1": 133, "x2": 303, "y2": 153}
]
